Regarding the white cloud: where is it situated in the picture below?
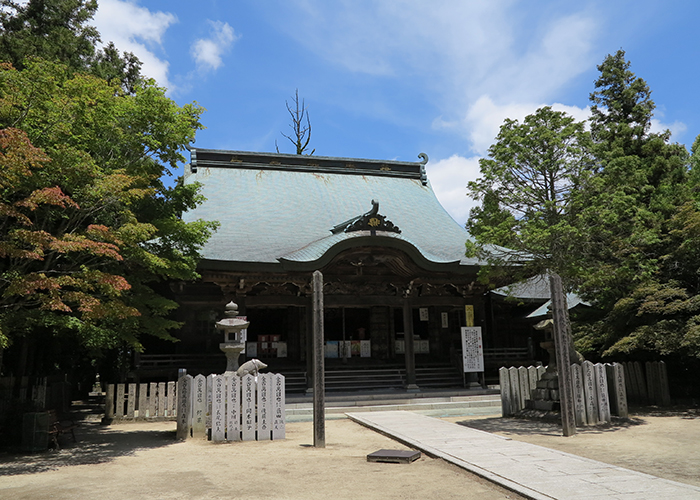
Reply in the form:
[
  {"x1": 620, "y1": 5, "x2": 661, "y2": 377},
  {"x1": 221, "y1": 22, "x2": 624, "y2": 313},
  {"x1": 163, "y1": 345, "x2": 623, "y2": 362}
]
[
  {"x1": 191, "y1": 21, "x2": 237, "y2": 71},
  {"x1": 93, "y1": 0, "x2": 177, "y2": 88},
  {"x1": 430, "y1": 106, "x2": 686, "y2": 226},
  {"x1": 274, "y1": 1, "x2": 598, "y2": 153},
  {"x1": 650, "y1": 118, "x2": 687, "y2": 141},
  {"x1": 425, "y1": 155, "x2": 482, "y2": 226},
  {"x1": 436, "y1": 95, "x2": 590, "y2": 155}
]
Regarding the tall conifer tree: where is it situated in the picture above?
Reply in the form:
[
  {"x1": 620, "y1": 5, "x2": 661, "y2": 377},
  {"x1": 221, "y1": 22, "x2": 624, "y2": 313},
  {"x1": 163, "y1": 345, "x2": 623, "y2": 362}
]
[{"x1": 574, "y1": 51, "x2": 693, "y2": 358}]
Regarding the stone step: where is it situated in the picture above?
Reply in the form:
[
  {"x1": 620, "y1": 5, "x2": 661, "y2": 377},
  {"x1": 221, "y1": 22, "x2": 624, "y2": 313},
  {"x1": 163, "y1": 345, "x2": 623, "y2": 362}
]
[
  {"x1": 282, "y1": 363, "x2": 466, "y2": 393},
  {"x1": 285, "y1": 394, "x2": 502, "y2": 422}
]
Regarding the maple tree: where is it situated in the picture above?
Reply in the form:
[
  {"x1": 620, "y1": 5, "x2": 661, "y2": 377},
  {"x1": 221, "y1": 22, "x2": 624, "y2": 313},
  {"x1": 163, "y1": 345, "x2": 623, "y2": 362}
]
[{"x1": 0, "y1": 59, "x2": 217, "y2": 379}]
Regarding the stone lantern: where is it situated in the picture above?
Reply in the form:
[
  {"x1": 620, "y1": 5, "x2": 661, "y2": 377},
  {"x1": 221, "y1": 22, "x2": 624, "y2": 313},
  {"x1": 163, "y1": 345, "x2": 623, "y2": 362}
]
[{"x1": 215, "y1": 301, "x2": 250, "y2": 374}]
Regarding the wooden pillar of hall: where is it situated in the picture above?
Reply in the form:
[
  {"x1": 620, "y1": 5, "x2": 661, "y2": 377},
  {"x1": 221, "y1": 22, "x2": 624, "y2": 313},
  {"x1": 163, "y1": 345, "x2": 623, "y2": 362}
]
[
  {"x1": 403, "y1": 299, "x2": 419, "y2": 392},
  {"x1": 305, "y1": 294, "x2": 314, "y2": 392}
]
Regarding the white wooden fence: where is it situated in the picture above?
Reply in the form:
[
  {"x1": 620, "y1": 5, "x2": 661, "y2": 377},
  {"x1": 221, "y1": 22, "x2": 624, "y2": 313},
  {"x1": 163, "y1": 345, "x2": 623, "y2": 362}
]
[
  {"x1": 622, "y1": 361, "x2": 671, "y2": 406},
  {"x1": 104, "y1": 381, "x2": 177, "y2": 420},
  {"x1": 500, "y1": 362, "x2": 629, "y2": 425},
  {"x1": 105, "y1": 373, "x2": 286, "y2": 443},
  {"x1": 176, "y1": 373, "x2": 286, "y2": 442},
  {"x1": 499, "y1": 365, "x2": 546, "y2": 419}
]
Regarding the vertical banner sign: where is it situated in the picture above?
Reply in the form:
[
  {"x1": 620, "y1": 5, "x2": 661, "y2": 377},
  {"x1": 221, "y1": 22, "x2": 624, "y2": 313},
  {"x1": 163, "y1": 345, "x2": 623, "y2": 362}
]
[
  {"x1": 464, "y1": 305, "x2": 474, "y2": 327},
  {"x1": 461, "y1": 326, "x2": 484, "y2": 373}
]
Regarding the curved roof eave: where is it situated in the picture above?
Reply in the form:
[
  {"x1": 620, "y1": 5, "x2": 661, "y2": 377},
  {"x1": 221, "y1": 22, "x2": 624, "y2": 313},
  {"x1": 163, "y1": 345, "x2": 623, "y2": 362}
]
[{"x1": 278, "y1": 232, "x2": 480, "y2": 274}]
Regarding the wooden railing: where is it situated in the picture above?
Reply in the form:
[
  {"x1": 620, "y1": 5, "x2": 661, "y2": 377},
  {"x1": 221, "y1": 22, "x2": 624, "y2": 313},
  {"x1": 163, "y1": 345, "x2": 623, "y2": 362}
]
[
  {"x1": 135, "y1": 353, "x2": 223, "y2": 369},
  {"x1": 483, "y1": 347, "x2": 531, "y2": 367}
]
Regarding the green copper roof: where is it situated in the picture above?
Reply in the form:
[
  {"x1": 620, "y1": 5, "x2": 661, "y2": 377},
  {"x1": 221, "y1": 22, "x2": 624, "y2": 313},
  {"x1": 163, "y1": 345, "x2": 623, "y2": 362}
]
[{"x1": 182, "y1": 149, "x2": 481, "y2": 270}]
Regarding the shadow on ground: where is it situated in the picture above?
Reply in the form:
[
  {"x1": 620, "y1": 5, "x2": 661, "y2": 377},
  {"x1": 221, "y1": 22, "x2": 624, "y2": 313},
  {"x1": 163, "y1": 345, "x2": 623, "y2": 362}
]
[
  {"x1": 455, "y1": 416, "x2": 646, "y2": 436},
  {"x1": 631, "y1": 404, "x2": 700, "y2": 419},
  {"x1": 0, "y1": 422, "x2": 177, "y2": 476}
]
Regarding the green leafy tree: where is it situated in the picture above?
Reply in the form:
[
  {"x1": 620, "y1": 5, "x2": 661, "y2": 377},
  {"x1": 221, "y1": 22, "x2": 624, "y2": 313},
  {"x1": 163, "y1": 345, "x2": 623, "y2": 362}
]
[
  {"x1": 0, "y1": 59, "x2": 217, "y2": 380},
  {"x1": 467, "y1": 106, "x2": 592, "y2": 283},
  {"x1": 577, "y1": 50, "x2": 689, "y2": 307},
  {"x1": 589, "y1": 141, "x2": 700, "y2": 359},
  {"x1": 572, "y1": 51, "x2": 692, "y2": 359},
  {"x1": 0, "y1": 0, "x2": 142, "y2": 92},
  {"x1": 576, "y1": 204, "x2": 700, "y2": 359}
]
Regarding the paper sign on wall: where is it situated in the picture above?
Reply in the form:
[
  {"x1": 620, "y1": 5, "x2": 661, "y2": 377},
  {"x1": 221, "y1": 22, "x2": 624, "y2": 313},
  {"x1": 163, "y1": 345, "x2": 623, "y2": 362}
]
[
  {"x1": 419, "y1": 308, "x2": 429, "y2": 321},
  {"x1": 461, "y1": 326, "x2": 484, "y2": 373},
  {"x1": 465, "y1": 306, "x2": 474, "y2": 327}
]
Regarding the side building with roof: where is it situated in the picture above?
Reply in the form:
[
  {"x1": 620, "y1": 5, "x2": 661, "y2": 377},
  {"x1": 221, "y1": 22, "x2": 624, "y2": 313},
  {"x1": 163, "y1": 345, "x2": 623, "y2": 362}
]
[{"x1": 135, "y1": 149, "x2": 537, "y2": 390}]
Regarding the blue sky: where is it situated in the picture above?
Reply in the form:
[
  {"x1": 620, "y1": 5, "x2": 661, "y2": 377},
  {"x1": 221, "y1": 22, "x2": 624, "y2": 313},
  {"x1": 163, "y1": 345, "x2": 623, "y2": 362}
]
[{"x1": 91, "y1": 0, "x2": 700, "y2": 226}]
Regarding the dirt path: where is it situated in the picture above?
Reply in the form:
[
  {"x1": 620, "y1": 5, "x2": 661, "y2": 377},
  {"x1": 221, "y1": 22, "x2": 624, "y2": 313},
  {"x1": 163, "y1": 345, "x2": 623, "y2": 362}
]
[
  {"x1": 0, "y1": 418, "x2": 522, "y2": 500},
  {"x1": 2, "y1": 407, "x2": 698, "y2": 499}
]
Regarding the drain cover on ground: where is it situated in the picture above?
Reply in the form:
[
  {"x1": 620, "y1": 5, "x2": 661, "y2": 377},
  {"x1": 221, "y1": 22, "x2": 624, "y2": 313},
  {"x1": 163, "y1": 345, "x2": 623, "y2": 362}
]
[{"x1": 367, "y1": 449, "x2": 421, "y2": 464}]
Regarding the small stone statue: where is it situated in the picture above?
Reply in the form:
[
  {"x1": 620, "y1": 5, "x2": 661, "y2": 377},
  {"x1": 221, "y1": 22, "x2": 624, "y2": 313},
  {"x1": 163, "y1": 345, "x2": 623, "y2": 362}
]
[{"x1": 237, "y1": 359, "x2": 268, "y2": 377}]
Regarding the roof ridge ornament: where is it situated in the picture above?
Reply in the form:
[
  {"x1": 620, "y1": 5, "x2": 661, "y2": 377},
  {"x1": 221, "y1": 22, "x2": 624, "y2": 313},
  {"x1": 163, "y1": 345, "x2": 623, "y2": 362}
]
[
  {"x1": 418, "y1": 153, "x2": 428, "y2": 185},
  {"x1": 330, "y1": 199, "x2": 401, "y2": 235}
]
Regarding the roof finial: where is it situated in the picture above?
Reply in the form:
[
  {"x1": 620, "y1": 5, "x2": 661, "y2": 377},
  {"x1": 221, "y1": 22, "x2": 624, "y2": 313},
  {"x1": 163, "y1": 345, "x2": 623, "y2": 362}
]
[{"x1": 418, "y1": 153, "x2": 428, "y2": 185}]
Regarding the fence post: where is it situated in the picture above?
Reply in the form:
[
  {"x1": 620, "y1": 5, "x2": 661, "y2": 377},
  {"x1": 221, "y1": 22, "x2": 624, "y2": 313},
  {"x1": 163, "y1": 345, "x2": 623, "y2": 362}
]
[
  {"x1": 634, "y1": 362, "x2": 648, "y2": 405},
  {"x1": 258, "y1": 373, "x2": 272, "y2": 441},
  {"x1": 508, "y1": 367, "x2": 521, "y2": 413},
  {"x1": 272, "y1": 374, "x2": 286, "y2": 440},
  {"x1": 594, "y1": 363, "x2": 611, "y2": 423},
  {"x1": 659, "y1": 361, "x2": 671, "y2": 406},
  {"x1": 571, "y1": 364, "x2": 586, "y2": 426},
  {"x1": 612, "y1": 363, "x2": 628, "y2": 417},
  {"x1": 517, "y1": 367, "x2": 529, "y2": 410},
  {"x1": 582, "y1": 361, "x2": 598, "y2": 425},
  {"x1": 211, "y1": 375, "x2": 226, "y2": 443},
  {"x1": 127, "y1": 383, "x2": 137, "y2": 418},
  {"x1": 527, "y1": 366, "x2": 538, "y2": 399},
  {"x1": 157, "y1": 382, "x2": 166, "y2": 419},
  {"x1": 499, "y1": 367, "x2": 512, "y2": 417},
  {"x1": 242, "y1": 374, "x2": 256, "y2": 441},
  {"x1": 192, "y1": 374, "x2": 207, "y2": 438},
  {"x1": 104, "y1": 384, "x2": 115, "y2": 423},
  {"x1": 138, "y1": 383, "x2": 148, "y2": 419},
  {"x1": 168, "y1": 381, "x2": 177, "y2": 417},
  {"x1": 206, "y1": 374, "x2": 213, "y2": 434},
  {"x1": 226, "y1": 374, "x2": 241, "y2": 441},
  {"x1": 116, "y1": 384, "x2": 125, "y2": 419},
  {"x1": 176, "y1": 374, "x2": 193, "y2": 440},
  {"x1": 147, "y1": 382, "x2": 156, "y2": 418}
]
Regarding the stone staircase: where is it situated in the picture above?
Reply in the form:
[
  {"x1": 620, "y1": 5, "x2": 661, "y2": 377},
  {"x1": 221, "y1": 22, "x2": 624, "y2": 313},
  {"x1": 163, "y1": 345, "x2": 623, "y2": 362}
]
[
  {"x1": 280, "y1": 362, "x2": 465, "y2": 394},
  {"x1": 285, "y1": 390, "x2": 501, "y2": 422}
]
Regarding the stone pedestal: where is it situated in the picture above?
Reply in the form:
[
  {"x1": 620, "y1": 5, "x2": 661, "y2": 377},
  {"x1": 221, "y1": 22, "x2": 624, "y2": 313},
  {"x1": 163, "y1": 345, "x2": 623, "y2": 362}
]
[
  {"x1": 526, "y1": 365, "x2": 561, "y2": 411},
  {"x1": 220, "y1": 342, "x2": 245, "y2": 374}
]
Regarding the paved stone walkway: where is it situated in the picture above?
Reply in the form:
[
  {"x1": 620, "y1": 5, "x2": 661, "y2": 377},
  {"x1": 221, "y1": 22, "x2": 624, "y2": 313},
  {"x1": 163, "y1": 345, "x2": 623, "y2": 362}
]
[{"x1": 346, "y1": 410, "x2": 700, "y2": 500}]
